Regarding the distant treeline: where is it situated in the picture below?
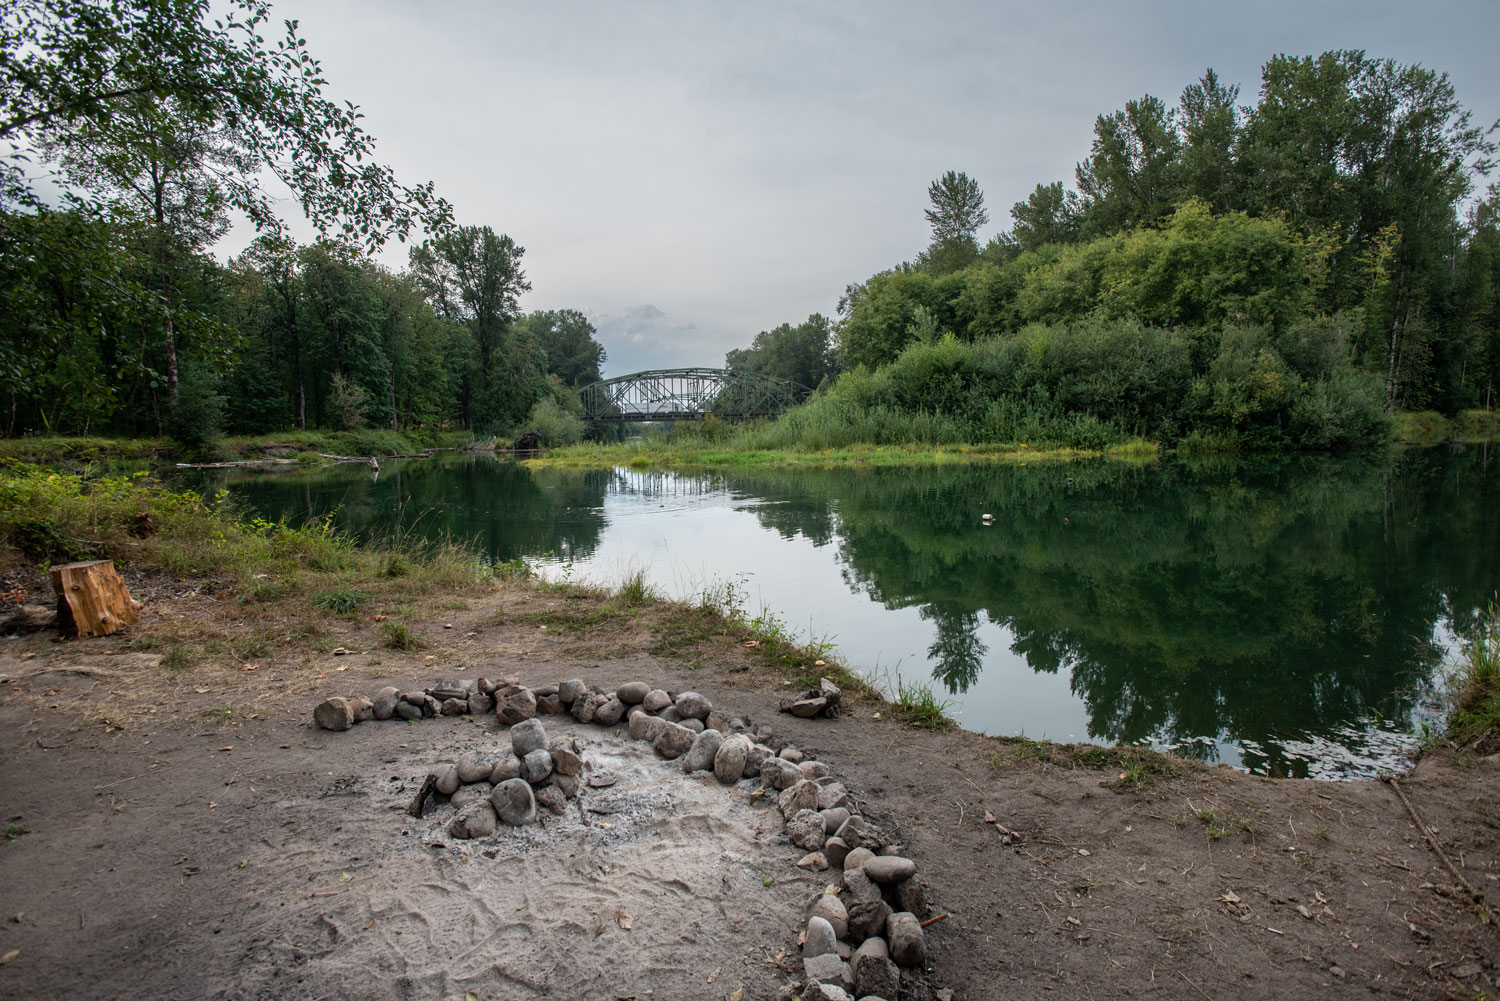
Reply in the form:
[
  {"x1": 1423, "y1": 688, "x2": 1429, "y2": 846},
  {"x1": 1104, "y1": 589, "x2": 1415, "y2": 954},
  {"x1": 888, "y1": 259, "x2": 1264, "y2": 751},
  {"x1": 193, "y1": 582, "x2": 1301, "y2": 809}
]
[{"x1": 726, "y1": 51, "x2": 1500, "y2": 450}]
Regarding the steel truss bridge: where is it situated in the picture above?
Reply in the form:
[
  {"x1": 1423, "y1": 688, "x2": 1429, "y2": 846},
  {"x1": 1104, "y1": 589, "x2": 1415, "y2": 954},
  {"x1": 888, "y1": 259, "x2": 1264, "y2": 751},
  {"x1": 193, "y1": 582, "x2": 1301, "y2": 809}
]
[{"x1": 578, "y1": 368, "x2": 810, "y2": 423}]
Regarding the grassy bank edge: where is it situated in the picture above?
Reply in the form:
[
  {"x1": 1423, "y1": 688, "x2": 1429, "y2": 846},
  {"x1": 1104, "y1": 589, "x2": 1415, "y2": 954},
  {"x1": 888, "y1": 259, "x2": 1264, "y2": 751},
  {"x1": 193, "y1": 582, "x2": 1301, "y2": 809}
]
[{"x1": 0, "y1": 429, "x2": 476, "y2": 466}]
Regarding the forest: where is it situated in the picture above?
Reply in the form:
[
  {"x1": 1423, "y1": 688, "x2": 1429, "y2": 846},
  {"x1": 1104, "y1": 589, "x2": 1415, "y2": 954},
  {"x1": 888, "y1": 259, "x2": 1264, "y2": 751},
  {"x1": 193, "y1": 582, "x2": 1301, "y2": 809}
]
[{"x1": 725, "y1": 53, "x2": 1500, "y2": 450}]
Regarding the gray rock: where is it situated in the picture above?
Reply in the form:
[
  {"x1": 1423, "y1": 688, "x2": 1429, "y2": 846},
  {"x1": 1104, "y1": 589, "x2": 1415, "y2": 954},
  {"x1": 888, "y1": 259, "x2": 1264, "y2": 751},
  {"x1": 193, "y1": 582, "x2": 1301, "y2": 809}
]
[
  {"x1": 594, "y1": 697, "x2": 626, "y2": 727},
  {"x1": 521, "y1": 748, "x2": 553, "y2": 784},
  {"x1": 803, "y1": 915, "x2": 838, "y2": 958},
  {"x1": 476, "y1": 677, "x2": 497, "y2": 696},
  {"x1": 551, "y1": 773, "x2": 580, "y2": 798},
  {"x1": 534, "y1": 784, "x2": 566, "y2": 816},
  {"x1": 682, "y1": 729, "x2": 724, "y2": 773},
  {"x1": 393, "y1": 701, "x2": 421, "y2": 721},
  {"x1": 536, "y1": 693, "x2": 564, "y2": 714},
  {"x1": 820, "y1": 677, "x2": 842, "y2": 709},
  {"x1": 778, "y1": 779, "x2": 820, "y2": 819},
  {"x1": 820, "y1": 807, "x2": 851, "y2": 834},
  {"x1": 800, "y1": 759, "x2": 832, "y2": 780},
  {"x1": 652, "y1": 722, "x2": 696, "y2": 759},
  {"x1": 787, "y1": 809, "x2": 827, "y2": 851},
  {"x1": 846, "y1": 898, "x2": 892, "y2": 942},
  {"x1": 834, "y1": 815, "x2": 884, "y2": 852},
  {"x1": 807, "y1": 892, "x2": 849, "y2": 940},
  {"x1": 548, "y1": 739, "x2": 583, "y2": 776},
  {"x1": 440, "y1": 697, "x2": 468, "y2": 716},
  {"x1": 853, "y1": 953, "x2": 900, "y2": 1001},
  {"x1": 713, "y1": 734, "x2": 753, "y2": 784},
  {"x1": 779, "y1": 746, "x2": 805, "y2": 763},
  {"x1": 680, "y1": 717, "x2": 704, "y2": 733},
  {"x1": 852, "y1": 936, "x2": 889, "y2": 978},
  {"x1": 450, "y1": 781, "x2": 493, "y2": 809},
  {"x1": 704, "y1": 709, "x2": 729, "y2": 732},
  {"x1": 675, "y1": 691, "x2": 711, "y2": 720},
  {"x1": 744, "y1": 742, "x2": 775, "y2": 778},
  {"x1": 313, "y1": 697, "x2": 353, "y2": 731},
  {"x1": 785, "y1": 696, "x2": 827, "y2": 717},
  {"x1": 801, "y1": 982, "x2": 853, "y2": 1001},
  {"x1": 467, "y1": 692, "x2": 494, "y2": 716},
  {"x1": 841, "y1": 867, "x2": 881, "y2": 905},
  {"x1": 587, "y1": 770, "x2": 618, "y2": 788},
  {"x1": 433, "y1": 763, "x2": 461, "y2": 796},
  {"x1": 656, "y1": 704, "x2": 683, "y2": 724},
  {"x1": 803, "y1": 953, "x2": 854, "y2": 991},
  {"x1": 642, "y1": 688, "x2": 671, "y2": 712},
  {"x1": 822, "y1": 836, "x2": 851, "y2": 870},
  {"x1": 616, "y1": 681, "x2": 650, "y2": 704},
  {"x1": 430, "y1": 679, "x2": 467, "y2": 700},
  {"x1": 761, "y1": 756, "x2": 804, "y2": 790},
  {"x1": 420, "y1": 695, "x2": 441, "y2": 718},
  {"x1": 797, "y1": 852, "x2": 829, "y2": 871},
  {"x1": 896, "y1": 877, "x2": 929, "y2": 918},
  {"x1": 531, "y1": 683, "x2": 559, "y2": 698},
  {"x1": 372, "y1": 686, "x2": 400, "y2": 720},
  {"x1": 448, "y1": 802, "x2": 498, "y2": 839},
  {"x1": 886, "y1": 911, "x2": 926, "y2": 967},
  {"x1": 490, "y1": 778, "x2": 536, "y2": 826},
  {"x1": 571, "y1": 692, "x2": 606, "y2": 724},
  {"x1": 349, "y1": 696, "x2": 375, "y2": 722},
  {"x1": 457, "y1": 752, "x2": 493, "y2": 784},
  {"x1": 557, "y1": 678, "x2": 586, "y2": 704},
  {"x1": 489, "y1": 755, "x2": 521, "y2": 783},
  {"x1": 629, "y1": 712, "x2": 667, "y2": 742},
  {"x1": 863, "y1": 855, "x2": 916, "y2": 885},
  {"x1": 495, "y1": 687, "x2": 537, "y2": 725},
  {"x1": 401, "y1": 691, "x2": 427, "y2": 706},
  {"x1": 510, "y1": 718, "x2": 548, "y2": 757},
  {"x1": 843, "y1": 847, "x2": 876, "y2": 871},
  {"x1": 816, "y1": 781, "x2": 851, "y2": 811}
]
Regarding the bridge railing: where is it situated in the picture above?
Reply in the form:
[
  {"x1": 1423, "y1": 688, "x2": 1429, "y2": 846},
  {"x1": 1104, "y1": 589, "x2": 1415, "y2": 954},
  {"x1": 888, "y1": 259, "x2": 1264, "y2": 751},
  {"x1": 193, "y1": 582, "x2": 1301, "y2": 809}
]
[{"x1": 578, "y1": 368, "x2": 810, "y2": 422}]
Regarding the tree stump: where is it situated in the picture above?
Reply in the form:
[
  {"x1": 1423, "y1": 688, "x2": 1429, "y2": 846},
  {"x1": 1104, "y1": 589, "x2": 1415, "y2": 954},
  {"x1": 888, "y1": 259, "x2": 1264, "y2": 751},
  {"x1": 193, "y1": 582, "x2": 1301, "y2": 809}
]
[{"x1": 49, "y1": 560, "x2": 141, "y2": 637}]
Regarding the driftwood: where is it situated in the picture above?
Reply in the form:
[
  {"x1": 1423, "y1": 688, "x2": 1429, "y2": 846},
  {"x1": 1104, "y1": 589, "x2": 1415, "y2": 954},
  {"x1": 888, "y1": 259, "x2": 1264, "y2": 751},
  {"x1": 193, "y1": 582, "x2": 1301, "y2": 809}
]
[{"x1": 50, "y1": 560, "x2": 141, "y2": 637}]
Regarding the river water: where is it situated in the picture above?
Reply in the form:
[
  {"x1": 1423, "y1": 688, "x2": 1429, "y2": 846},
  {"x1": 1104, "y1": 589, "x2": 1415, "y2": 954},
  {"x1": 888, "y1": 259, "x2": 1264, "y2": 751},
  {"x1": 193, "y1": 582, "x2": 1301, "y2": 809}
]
[{"x1": 180, "y1": 445, "x2": 1498, "y2": 779}]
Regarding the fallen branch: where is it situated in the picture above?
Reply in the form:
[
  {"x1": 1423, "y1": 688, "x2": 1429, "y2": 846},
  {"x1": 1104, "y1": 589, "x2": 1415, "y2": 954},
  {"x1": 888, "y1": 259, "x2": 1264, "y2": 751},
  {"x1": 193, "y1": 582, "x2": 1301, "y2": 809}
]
[
  {"x1": 1382, "y1": 774, "x2": 1495, "y2": 928},
  {"x1": 920, "y1": 912, "x2": 948, "y2": 928}
]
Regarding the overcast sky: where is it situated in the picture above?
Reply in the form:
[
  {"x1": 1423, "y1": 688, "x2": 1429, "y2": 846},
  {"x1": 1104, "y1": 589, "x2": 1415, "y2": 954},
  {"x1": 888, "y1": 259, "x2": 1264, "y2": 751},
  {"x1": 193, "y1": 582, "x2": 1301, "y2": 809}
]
[{"x1": 230, "y1": 0, "x2": 1500, "y2": 377}]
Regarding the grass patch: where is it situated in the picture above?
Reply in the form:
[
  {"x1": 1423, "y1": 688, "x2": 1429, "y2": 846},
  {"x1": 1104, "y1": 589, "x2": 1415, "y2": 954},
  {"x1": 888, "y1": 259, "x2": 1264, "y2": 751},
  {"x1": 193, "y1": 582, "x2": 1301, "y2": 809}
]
[
  {"x1": 381, "y1": 621, "x2": 424, "y2": 652},
  {"x1": 1447, "y1": 601, "x2": 1500, "y2": 751},
  {"x1": 892, "y1": 677, "x2": 955, "y2": 730},
  {"x1": 616, "y1": 569, "x2": 661, "y2": 606},
  {"x1": 313, "y1": 588, "x2": 370, "y2": 615}
]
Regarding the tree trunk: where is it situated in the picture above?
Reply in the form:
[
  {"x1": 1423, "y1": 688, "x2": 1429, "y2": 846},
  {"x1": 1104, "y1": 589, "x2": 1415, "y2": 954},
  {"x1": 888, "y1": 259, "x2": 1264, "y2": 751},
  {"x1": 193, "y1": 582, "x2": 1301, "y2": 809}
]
[{"x1": 50, "y1": 560, "x2": 141, "y2": 638}]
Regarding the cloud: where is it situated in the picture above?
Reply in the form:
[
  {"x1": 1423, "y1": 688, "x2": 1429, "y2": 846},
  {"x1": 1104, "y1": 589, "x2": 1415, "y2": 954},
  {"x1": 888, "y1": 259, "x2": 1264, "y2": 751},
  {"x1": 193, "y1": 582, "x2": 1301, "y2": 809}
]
[{"x1": 586, "y1": 304, "x2": 720, "y2": 376}]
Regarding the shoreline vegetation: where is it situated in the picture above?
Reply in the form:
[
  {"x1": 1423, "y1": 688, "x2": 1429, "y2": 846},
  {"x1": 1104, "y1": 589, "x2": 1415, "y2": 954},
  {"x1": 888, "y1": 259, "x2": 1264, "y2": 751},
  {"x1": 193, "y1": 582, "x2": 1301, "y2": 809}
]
[{"x1": 3, "y1": 461, "x2": 1495, "y2": 760}]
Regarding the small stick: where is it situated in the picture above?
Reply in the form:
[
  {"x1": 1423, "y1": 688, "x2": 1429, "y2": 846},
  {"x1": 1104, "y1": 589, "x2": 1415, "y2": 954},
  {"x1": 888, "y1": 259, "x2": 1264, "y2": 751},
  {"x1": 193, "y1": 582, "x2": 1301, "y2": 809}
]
[
  {"x1": 1177, "y1": 970, "x2": 1214, "y2": 1001},
  {"x1": 920, "y1": 912, "x2": 949, "y2": 928}
]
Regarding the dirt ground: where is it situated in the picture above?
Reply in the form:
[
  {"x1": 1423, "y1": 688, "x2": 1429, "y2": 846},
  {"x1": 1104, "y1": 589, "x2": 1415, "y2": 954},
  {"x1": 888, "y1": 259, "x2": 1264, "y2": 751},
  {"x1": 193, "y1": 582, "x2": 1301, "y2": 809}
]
[{"x1": 1, "y1": 576, "x2": 1497, "y2": 1001}]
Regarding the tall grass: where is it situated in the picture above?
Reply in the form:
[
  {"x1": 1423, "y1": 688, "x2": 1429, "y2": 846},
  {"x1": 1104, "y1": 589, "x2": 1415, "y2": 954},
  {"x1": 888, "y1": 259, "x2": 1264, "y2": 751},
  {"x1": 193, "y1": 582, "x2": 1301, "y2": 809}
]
[{"x1": 1448, "y1": 602, "x2": 1500, "y2": 750}]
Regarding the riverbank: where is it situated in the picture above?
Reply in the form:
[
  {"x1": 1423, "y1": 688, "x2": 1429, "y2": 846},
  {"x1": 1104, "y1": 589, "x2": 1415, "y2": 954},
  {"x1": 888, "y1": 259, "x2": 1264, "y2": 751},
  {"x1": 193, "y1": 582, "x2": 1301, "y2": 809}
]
[
  {"x1": 1, "y1": 467, "x2": 1496, "y2": 999},
  {"x1": 0, "y1": 429, "x2": 475, "y2": 467},
  {"x1": 525, "y1": 438, "x2": 1160, "y2": 470}
]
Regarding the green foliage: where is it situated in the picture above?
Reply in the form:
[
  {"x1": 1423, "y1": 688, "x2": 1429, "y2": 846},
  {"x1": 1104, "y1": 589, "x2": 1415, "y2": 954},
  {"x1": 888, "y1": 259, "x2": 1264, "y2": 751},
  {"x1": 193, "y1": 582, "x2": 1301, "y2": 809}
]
[
  {"x1": 313, "y1": 588, "x2": 370, "y2": 615},
  {"x1": 164, "y1": 365, "x2": 226, "y2": 461},
  {"x1": 1447, "y1": 602, "x2": 1500, "y2": 750},
  {"x1": 517, "y1": 309, "x2": 606, "y2": 388},
  {"x1": 325, "y1": 373, "x2": 370, "y2": 432},
  {"x1": 525, "y1": 397, "x2": 585, "y2": 447},
  {"x1": 381, "y1": 621, "x2": 423, "y2": 652},
  {"x1": 725, "y1": 313, "x2": 833, "y2": 389},
  {"x1": 892, "y1": 678, "x2": 956, "y2": 730}
]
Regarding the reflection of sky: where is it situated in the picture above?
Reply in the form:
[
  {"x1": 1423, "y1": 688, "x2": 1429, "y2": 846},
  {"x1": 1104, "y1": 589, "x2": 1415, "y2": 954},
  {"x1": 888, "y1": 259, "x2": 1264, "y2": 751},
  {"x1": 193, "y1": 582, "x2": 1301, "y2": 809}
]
[{"x1": 534, "y1": 468, "x2": 1442, "y2": 779}]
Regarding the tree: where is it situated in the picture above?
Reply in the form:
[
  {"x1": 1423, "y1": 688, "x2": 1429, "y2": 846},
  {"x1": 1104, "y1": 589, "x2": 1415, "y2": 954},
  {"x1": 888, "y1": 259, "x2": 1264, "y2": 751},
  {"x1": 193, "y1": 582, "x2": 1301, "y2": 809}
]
[
  {"x1": 922, "y1": 170, "x2": 989, "y2": 274},
  {"x1": 1177, "y1": 69, "x2": 1243, "y2": 213},
  {"x1": 1075, "y1": 94, "x2": 1182, "y2": 235},
  {"x1": 725, "y1": 313, "x2": 834, "y2": 389},
  {"x1": 517, "y1": 309, "x2": 606, "y2": 387},
  {"x1": 1003, "y1": 182, "x2": 1083, "y2": 254}
]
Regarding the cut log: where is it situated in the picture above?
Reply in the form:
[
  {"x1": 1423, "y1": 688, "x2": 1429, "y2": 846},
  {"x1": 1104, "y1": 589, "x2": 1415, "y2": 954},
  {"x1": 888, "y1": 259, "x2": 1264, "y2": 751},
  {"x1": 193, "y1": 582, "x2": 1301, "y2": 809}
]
[{"x1": 49, "y1": 560, "x2": 141, "y2": 638}]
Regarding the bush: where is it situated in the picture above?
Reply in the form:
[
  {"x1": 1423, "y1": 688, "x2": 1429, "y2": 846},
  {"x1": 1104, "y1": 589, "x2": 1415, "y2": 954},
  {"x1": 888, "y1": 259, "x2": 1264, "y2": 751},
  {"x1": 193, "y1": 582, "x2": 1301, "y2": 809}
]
[
  {"x1": 327, "y1": 373, "x2": 369, "y2": 431},
  {"x1": 165, "y1": 366, "x2": 226, "y2": 461},
  {"x1": 525, "y1": 397, "x2": 584, "y2": 447}
]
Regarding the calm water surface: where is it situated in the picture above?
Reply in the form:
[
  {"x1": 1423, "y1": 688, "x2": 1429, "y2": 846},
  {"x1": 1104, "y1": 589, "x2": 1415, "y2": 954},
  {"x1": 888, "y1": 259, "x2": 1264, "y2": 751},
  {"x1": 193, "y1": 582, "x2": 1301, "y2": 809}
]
[{"x1": 181, "y1": 446, "x2": 1499, "y2": 779}]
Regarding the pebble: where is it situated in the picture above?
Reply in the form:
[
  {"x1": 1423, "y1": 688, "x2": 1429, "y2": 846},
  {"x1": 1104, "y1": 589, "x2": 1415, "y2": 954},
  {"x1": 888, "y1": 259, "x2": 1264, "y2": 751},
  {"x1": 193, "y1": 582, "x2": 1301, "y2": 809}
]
[
  {"x1": 675, "y1": 691, "x2": 712, "y2": 720},
  {"x1": 886, "y1": 911, "x2": 926, "y2": 967},
  {"x1": 713, "y1": 734, "x2": 753, "y2": 784},
  {"x1": 594, "y1": 697, "x2": 626, "y2": 726},
  {"x1": 440, "y1": 697, "x2": 467, "y2": 716},
  {"x1": 846, "y1": 898, "x2": 892, "y2": 941},
  {"x1": 466, "y1": 693, "x2": 493, "y2": 715},
  {"x1": 863, "y1": 855, "x2": 916, "y2": 885},
  {"x1": 548, "y1": 739, "x2": 583, "y2": 776},
  {"x1": 822, "y1": 836, "x2": 851, "y2": 869},
  {"x1": 372, "y1": 686, "x2": 400, "y2": 720},
  {"x1": 450, "y1": 781, "x2": 493, "y2": 809},
  {"x1": 787, "y1": 809, "x2": 828, "y2": 851},
  {"x1": 629, "y1": 712, "x2": 667, "y2": 742},
  {"x1": 587, "y1": 770, "x2": 618, "y2": 788},
  {"x1": 495, "y1": 687, "x2": 537, "y2": 725},
  {"x1": 313, "y1": 697, "x2": 354, "y2": 731},
  {"x1": 521, "y1": 748, "x2": 553, "y2": 784},
  {"x1": 448, "y1": 802, "x2": 497, "y2": 839},
  {"x1": 490, "y1": 778, "x2": 536, "y2": 826},
  {"x1": 488, "y1": 756, "x2": 521, "y2": 784},
  {"x1": 652, "y1": 722, "x2": 695, "y2": 759},
  {"x1": 534, "y1": 784, "x2": 566, "y2": 816},
  {"x1": 557, "y1": 679, "x2": 586, "y2": 704},
  {"x1": 778, "y1": 779, "x2": 820, "y2": 819},
  {"x1": 761, "y1": 756, "x2": 803, "y2": 790},
  {"x1": 433, "y1": 763, "x2": 461, "y2": 796},
  {"x1": 642, "y1": 688, "x2": 671, "y2": 712},
  {"x1": 797, "y1": 852, "x2": 829, "y2": 871},
  {"x1": 803, "y1": 915, "x2": 838, "y2": 958},
  {"x1": 819, "y1": 807, "x2": 851, "y2": 834},
  {"x1": 843, "y1": 847, "x2": 876, "y2": 871},
  {"x1": 616, "y1": 681, "x2": 650, "y2": 704},
  {"x1": 510, "y1": 718, "x2": 548, "y2": 757},
  {"x1": 456, "y1": 752, "x2": 493, "y2": 784},
  {"x1": 349, "y1": 696, "x2": 375, "y2": 722},
  {"x1": 682, "y1": 729, "x2": 724, "y2": 773},
  {"x1": 394, "y1": 701, "x2": 421, "y2": 721},
  {"x1": 807, "y1": 892, "x2": 849, "y2": 940}
]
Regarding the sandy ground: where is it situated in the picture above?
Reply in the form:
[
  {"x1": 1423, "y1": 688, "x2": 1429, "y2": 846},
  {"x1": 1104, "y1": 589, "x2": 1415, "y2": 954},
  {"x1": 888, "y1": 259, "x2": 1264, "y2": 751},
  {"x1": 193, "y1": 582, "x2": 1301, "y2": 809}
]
[{"x1": 1, "y1": 581, "x2": 1498, "y2": 1000}]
